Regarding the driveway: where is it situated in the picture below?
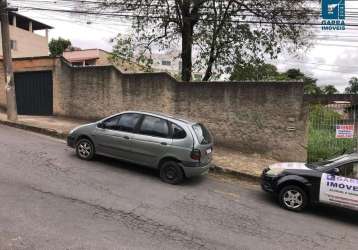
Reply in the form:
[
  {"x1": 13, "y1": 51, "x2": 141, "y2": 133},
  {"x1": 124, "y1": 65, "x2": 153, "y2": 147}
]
[{"x1": 0, "y1": 124, "x2": 356, "y2": 250}]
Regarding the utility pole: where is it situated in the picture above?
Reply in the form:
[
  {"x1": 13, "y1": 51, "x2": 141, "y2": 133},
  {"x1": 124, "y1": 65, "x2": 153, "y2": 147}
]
[{"x1": 0, "y1": 0, "x2": 17, "y2": 121}]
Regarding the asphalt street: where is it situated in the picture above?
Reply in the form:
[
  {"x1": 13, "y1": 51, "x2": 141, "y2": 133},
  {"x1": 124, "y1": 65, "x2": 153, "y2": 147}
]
[{"x1": 0, "y1": 124, "x2": 357, "y2": 250}]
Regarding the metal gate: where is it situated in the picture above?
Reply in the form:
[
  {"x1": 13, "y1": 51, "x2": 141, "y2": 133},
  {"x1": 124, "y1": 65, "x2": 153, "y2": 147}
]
[
  {"x1": 308, "y1": 102, "x2": 358, "y2": 162},
  {"x1": 14, "y1": 71, "x2": 53, "y2": 116}
]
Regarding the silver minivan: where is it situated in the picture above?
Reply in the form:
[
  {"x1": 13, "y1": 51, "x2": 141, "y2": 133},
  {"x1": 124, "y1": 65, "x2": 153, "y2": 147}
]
[{"x1": 67, "y1": 111, "x2": 213, "y2": 184}]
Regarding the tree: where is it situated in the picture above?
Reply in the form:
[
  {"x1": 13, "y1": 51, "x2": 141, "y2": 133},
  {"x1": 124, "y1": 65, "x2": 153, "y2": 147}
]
[
  {"x1": 321, "y1": 85, "x2": 338, "y2": 95},
  {"x1": 109, "y1": 34, "x2": 153, "y2": 71},
  {"x1": 49, "y1": 37, "x2": 72, "y2": 56},
  {"x1": 285, "y1": 68, "x2": 304, "y2": 79},
  {"x1": 345, "y1": 77, "x2": 358, "y2": 94},
  {"x1": 281, "y1": 68, "x2": 321, "y2": 95},
  {"x1": 230, "y1": 63, "x2": 279, "y2": 81},
  {"x1": 94, "y1": 1, "x2": 315, "y2": 81},
  {"x1": 110, "y1": 35, "x2": 134, "y2": 61}
]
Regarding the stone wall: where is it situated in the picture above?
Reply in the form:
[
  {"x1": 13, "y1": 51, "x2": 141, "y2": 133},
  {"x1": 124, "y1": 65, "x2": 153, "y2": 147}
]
[
  {"x1": 0, "y1": 57, "x2": 308, "y2": 161},
  {"x1": 54, "y1": 61, "x2": 177, "y2": 119},
  {"x1": 55, "y1": 60, "x2": 307, "y2": 160},
  {"x1": 174, "y1": 82, "x2": 307, "y2": 161}
]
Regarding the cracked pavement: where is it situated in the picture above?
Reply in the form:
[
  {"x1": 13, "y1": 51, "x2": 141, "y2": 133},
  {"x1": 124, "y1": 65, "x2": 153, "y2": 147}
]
[{"x1": 0, "y1": 124, "x2": 357, "y2": 250}]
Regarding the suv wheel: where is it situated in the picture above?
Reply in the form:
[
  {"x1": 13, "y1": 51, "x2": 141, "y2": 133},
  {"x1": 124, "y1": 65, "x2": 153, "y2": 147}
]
[
  {"x1": 279, "y1": 185, "x2": 308, "y2": 212},
  {"x1": 159, "y1": 161, "x2": 184, "y2": 185},
  {"x1": 76, "y1": 138, "x2": 95, "y2": 160}
]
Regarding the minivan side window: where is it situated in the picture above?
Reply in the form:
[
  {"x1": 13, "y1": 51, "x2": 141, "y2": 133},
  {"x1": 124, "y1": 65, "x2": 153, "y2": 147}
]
[
  {"x1": 172, "y1": 123, "x2": 186, "y2": 139},
  {"x1": 139, "y1": 115, "x2": 169, "y2": 138},
  {"x1": 117, "y1": 113, "x2": 142, "y2": 132},
  {"x1": 103, "y1": 115, "x2": 121, "y2": 130}
]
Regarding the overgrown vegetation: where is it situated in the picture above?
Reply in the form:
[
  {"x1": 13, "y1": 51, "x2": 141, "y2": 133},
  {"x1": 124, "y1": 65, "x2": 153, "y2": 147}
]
[
  {"x1": 230, "y1": 65, "x2": 338, "y2": 95},
  {"x1": 49, "y1": 37, "x2": 72, "y2": 56},
  {"x1": 307, "y1": 105, "x2": 356, "y2": 163}
]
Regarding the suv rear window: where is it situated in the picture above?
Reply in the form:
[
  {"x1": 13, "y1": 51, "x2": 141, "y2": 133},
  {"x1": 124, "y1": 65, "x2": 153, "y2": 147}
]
[{"x1": 192, "y1": 123, "x2": 212, "y2": 144}]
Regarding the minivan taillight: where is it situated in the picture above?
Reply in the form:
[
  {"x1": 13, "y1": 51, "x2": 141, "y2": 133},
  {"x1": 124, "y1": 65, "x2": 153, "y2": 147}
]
[{"x1": 190, "y1": 149, "x2": 201, "y2": 161}]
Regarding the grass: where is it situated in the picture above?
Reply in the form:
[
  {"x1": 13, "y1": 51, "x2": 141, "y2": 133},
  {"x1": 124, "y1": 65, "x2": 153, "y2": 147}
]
[
  {"x1": 307, "y1": 104, "x2": 357, "y2": 163},
  {"x1": 307, "y1": 126, "x2": 357, "y2": 163}
]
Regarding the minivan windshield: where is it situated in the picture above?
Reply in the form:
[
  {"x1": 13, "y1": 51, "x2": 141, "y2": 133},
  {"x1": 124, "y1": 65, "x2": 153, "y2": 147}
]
[{"x1": 192, "y1": 123, "x2": 212, "y2": 144}]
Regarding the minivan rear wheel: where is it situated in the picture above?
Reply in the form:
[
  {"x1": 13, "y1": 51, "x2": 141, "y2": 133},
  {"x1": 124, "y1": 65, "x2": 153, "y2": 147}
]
[{"x1": 159, "y1": 161, "x2": 184, "y2": 185}]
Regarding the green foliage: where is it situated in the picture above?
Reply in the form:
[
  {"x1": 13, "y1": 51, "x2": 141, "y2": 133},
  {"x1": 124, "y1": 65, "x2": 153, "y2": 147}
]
[
  {"x1": 48, "y1": 37, "x2": 71, "y2": 56},
  {"x1": 110, "y1": 34, "x2": 134, "y2": 61},
  {"x1": 309, "y1": 105, "x2": 341, "y2": 128},
  {"x1": 345, "y1": 77, "x2": 358, "y2": 94},
  {"x1": 307, "y1": 126, "x2": 356, "y2": 163},
  {"x1": 230, "y1": 64, "x2": 333, "y2": 95},
  {"x1": 230, "y1": 63, "x2": 280, "y2": 81},
  {"x1": 100, "y1": 0, "x2": 315, "y2": 81},
  {"x1": 110, "y1": 34, "x2": 153, "y2": 72},
  {"x1": 321, "y1": 85, "x2": 338, "y2": 95},
  {"x1": 307, "y1": 105, "x2": 355, "y2": 162},
  {"x1": 280, "y1": 68, "x2": 322, "y2": 95}
]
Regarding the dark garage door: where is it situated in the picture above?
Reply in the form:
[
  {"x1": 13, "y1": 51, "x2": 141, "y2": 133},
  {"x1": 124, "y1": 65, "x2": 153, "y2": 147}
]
[{"x1": 15, "y1": 71, "x2": 53, "y2": 115}]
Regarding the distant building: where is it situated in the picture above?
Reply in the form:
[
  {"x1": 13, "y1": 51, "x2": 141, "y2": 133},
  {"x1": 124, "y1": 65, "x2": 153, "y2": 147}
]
[
  {"x1": 62, "y1": 48, "x2": 144, "y2": 72},
  {"x1": 327, "y1": 101, "x2": 351, "y2": 119},
  {"x1": 150, "y1": 50, "x2": 204, "y2": 80},
  {"x1": 0, "y1": 12, "x2": 52, "y2": 58},
  {"x1": 63, "y1": 49, "x2": 109, "y2": 66}
]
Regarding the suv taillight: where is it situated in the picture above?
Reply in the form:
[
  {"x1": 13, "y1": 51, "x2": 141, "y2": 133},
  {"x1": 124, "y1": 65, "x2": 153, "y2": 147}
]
[{"x1": 190, "y1": 149, "x2": 201, "y2": 161}]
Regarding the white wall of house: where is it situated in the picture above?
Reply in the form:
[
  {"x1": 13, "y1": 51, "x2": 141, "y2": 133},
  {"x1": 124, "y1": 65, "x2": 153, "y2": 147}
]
[
  {"x1": 151, "y1": 50, "x2": 204, "y2": 80},
  {"x1": 0, "y1": 23, "x2": 49, "y2": 58},
  {"x1": 151, "y1": 51, "x2": 182, "y2": 77}
]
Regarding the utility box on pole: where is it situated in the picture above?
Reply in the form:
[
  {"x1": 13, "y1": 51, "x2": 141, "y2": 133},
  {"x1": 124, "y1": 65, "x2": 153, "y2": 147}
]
[{"x1": 0, "y1": 0, "x2": 17, "y2": 121}]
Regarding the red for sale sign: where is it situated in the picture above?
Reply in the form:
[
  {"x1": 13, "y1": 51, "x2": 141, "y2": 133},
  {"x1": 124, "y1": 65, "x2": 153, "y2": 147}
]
[{"x1": 336, "y1": 125, "x2": 354, "y2": 139}]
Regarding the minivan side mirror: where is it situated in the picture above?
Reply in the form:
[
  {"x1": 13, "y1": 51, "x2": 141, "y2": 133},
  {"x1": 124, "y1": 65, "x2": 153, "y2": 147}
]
[
  {"x1": 330, "y1": 168, "x2": 340, "y2": 175},
  {"x1": 97, "y1": 122, "x2": 105, "y2": 129}
]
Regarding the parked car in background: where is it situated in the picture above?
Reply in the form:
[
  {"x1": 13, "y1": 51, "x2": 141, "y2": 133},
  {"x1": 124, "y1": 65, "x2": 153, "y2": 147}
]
[
  {"x1": 67, "y1": 111, "x2": 213, "y2": 184},
  {"x1": 261, "y1": 153, "x2": 358, "y2": 212}
]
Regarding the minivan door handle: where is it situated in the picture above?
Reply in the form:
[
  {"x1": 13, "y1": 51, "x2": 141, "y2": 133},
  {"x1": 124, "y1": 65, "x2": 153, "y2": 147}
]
[
  {"x1": 123, "y1": 136, "x2": 130, "y2": 140},
  {"x1": 160, "y1": 142, "x2": 168, "y2": 146}
]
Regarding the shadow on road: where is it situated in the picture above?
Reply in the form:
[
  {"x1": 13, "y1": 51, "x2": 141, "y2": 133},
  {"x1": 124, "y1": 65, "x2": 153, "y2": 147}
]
[
  {"x1": 68, "y1": 153, "x2": 207, "y2": 187},
  {"x1": 306, "y1": 205, "x2": 358, "y2": 226},
  {"x1": 257, "y1": 190, "x2": 358, "y2": 226}
]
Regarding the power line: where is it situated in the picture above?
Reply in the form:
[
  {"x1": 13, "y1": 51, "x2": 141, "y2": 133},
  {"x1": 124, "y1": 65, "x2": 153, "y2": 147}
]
[
  {"x1": 287, "y1": 60, "x2": 358, "y2": 69},
  {"x1": 282, "y1": 62, "x2": 358, "y2": 74},
  {"x1": 11, "y1": 0, "x2": 358, "y2": 21},
  {"x1": 314, "y1": 43, "x2": 358, "y2": 48},
  {"x1": 10, "y1": 6, "x2": 358, "y2": 27}
]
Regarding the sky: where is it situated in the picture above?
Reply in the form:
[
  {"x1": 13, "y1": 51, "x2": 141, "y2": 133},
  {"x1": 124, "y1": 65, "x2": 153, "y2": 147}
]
[{"x1": 10, "y1": 0, "x2": 358, "y2": 92}]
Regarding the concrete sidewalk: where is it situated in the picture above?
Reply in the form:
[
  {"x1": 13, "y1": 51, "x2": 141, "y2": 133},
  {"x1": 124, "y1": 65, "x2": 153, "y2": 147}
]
[{"x1": 0, "y1": 112, "x2": 277, "y2": 181}]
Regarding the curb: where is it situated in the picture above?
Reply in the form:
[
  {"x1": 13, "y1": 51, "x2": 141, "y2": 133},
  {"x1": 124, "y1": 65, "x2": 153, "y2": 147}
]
[
  {"x1": 209, "y1": 165, "x2": 261, "y2": 183},
  {"x1": 0, "y1": 119, "x2": 68, "y2": 140},
  {"x1": 0, "y1": 118, "x2": 261, "y2": 183}
]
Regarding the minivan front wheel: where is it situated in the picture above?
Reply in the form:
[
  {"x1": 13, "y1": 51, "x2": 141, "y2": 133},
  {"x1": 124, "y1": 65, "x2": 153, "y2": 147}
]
[
  {"x1": 76, "y1": 138, "x2": 95, "y2": 160},
  {"x1": 160, "y1": 161, "x2": 184, "y2": 185}
]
